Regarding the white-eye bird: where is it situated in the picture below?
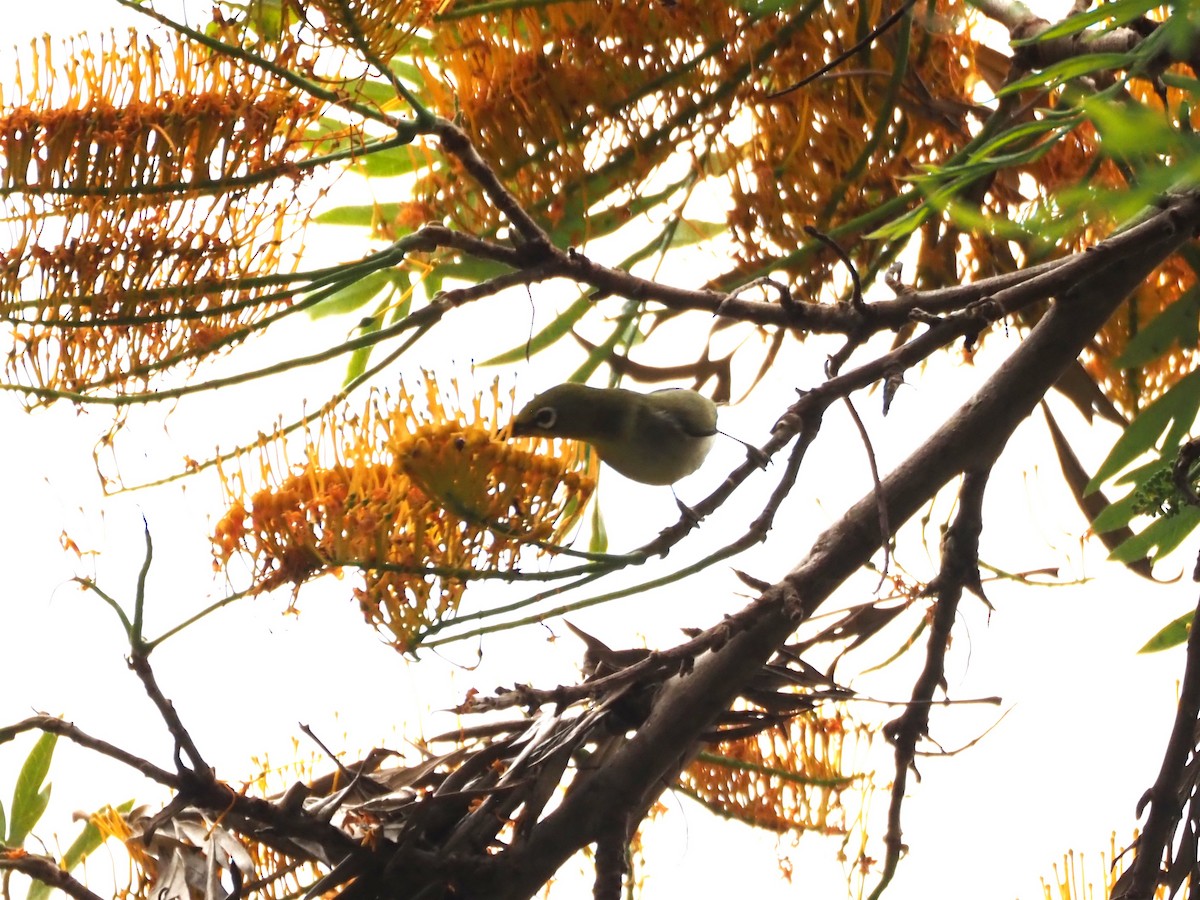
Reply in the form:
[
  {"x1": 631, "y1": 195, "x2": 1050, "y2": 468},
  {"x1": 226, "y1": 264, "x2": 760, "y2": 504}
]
[{"x1": 509, "y1": 383, "x2": 718, "y2": 485}]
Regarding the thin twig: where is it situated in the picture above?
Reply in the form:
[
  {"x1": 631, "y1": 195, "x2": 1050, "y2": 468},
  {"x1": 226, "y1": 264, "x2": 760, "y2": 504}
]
[
  {"x1": 768, "y1": 0, "x2": 920, "y2": 99},
  {"x1": 869, "y1": 467, "x2": 991, "y2": 899}
]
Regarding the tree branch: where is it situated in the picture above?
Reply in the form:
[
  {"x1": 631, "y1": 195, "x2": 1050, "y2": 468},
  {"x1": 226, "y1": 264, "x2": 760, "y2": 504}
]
[
  {"x1": 1112, "y1": 581, "x2": 1200, "y2": 899},
  {"x1": 870, "y1": 467, "x2": 992, "y2": 899},
  {"x1": 478, "y1": 191, "x2": 1200, "y2": 900}
]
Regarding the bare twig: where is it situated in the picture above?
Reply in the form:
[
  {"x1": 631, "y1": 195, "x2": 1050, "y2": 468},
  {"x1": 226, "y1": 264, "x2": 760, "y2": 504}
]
[
  {"x1": 869, "y1": 467, "x2": 992, "y2": 899},
  {"x1": 0, "y1": 716, "x2": 179, "y2": 788}
]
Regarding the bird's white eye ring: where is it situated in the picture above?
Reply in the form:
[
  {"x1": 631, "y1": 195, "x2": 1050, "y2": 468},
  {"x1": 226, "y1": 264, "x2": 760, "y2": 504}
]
[{"x1": 534, "y1": 407, "x2": 557, "y2": 429}]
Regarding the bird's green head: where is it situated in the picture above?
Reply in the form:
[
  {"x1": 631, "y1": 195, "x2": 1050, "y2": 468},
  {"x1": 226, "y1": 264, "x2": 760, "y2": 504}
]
[{"x1": 509, "y1": 383, "x2": 614, "y2": 442}]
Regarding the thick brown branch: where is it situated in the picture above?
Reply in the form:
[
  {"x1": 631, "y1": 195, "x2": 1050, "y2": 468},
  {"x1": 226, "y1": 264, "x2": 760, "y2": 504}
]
[
  {"x1": 470, "y1": 191, "x2": 1200, "y2": 900},
  {"x1": 1112, "y1": 583, "x2": 1200, "y2": 899}
]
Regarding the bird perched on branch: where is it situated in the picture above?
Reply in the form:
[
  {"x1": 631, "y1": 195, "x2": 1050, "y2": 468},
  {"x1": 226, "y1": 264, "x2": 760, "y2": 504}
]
[{"x1": 509, "y1": 382, "x2": 719, "y2": 486}]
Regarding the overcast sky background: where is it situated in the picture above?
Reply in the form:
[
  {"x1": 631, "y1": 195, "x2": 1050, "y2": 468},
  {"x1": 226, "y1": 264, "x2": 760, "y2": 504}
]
[{"x1": 2, "y1": 3, "x2": 1193, "y2": 899}]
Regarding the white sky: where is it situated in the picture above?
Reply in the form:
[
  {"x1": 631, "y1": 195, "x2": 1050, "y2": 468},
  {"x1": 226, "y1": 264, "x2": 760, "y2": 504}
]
[{"x1": 1, "y1": 3, "x2": 1193, "y2": 900}]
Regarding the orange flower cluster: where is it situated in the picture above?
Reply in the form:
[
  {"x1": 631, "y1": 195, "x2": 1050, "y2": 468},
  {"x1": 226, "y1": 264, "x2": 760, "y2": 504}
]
[
  {"x1": 729, "y1": 1, "x2": 979, "y2": 288},
  {"x1": 680, "y1": 712, "x2": 869, "y2": 835},
  {"x1": 213, "y1": 378, "x2": 597, "y2": 651},
  {"x1": 85, "y1": 804, "x2": 153, "y2": 900},
  {"x1": 1003, "y1": 75, "x2": 1199, "y2": 413},
  {"x1": 301, "y1": 0, "x2": 439, "y2": 64},
  {"x1": 0, "y1": 31, "x2": 322, "y2": 399},
  {"x1": 1086, "y1": 252, "x2": 1197, "y2": 412},
  {"x1": 1062, "y1": 82, "x2": 1197, "y2": 413},
  {"x1": 393, "y1": 1, "x2": 977, "y2": 288}
]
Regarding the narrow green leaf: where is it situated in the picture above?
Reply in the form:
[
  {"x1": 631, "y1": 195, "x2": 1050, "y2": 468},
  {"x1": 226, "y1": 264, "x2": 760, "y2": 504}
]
[
  {"x1": 8, "y1": 732, "x2": 57, "y2": 845},
  {"x1": 308, "y1": 269, "x2": 392, "y2": 320},
  {"x1": 1140, "y1": 609, "x2": 1194, "y2": 653},
  {"x1": 481, "y1": 293, "x2": 592, "y2": 366},
  {"x1": 304, "y1": 116, "x2": 357, "y2": 144},
  {"x1": 1114, "y1": 286, "x2": 1200, "y2": 369},
  {"x1": 956, "y1": 119, "x2": 1070, "y2": 168},
  {"x1": 867, "y1": 173, "x2": 976, "y2": 241},
  {"x1": 432, "y1": 255, "x2": 508, "y2": 285},
  {"x1": 390, "y1": 59, "x2": 426, "y2": 87},
  {"x1": 996, "y1": 53, "x2": 1137, "y2": 97},
  {"x1": 1013, "y1": 0, "x2": 1164, "y2": 45},
  {"x1": 665, "y1": 219, "x2": 726, "y2": 249},
  {"x1": 589, "y1": 495, "x2": 608, "y2": 554},
  {"x1": 342, "y1": 279, "x2": 411, "y2": 386},
  {"x1": 354, "y1": 79, "x2": 408, "y2": 108},
  {"x1": 315, "y1": 202, "x2": 405, "y2": 227},
  {"x1": 569, "y1": 301, "x2": 643, "y2": 383},
  {"x1": 1086, "y1": 95, "x2": 1188, "y2": 156},
  {"x1": 1087, "y1": 369, "x2": 1200, "y2": 490},
  {"x1": 942, "y1": 200, "x2": 1029, "y2": 243},
  {"x1": 862, "y1": 617, "x2": 928, "y2": 674},
  {"x1": 1109, "y1": 505, "x2": 1200, "y2": 563},
  {"x1": 1090, "y1": 481, "x2": 1150, "y2": 534},
  {"x1": 1161, "y1": 71, "x2": 1200, "y2": 98},
  {"x1": 352, "y1": 146, "x2": 438, "y2": 178}
]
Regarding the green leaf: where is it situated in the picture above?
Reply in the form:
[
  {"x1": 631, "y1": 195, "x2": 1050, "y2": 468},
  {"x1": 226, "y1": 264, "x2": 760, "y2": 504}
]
[
  {"x1": 481, "y1": 293, "x2": 592, "y2": 366},
  {"x1": 665, "y1": 219, "x2": 726, "y2": 249},
  {"x1": 308, "y1": 269, "x2": 393, "y2": 320},
  {"x1": 432, "y1": 254, "x2": 508, "y2": 285},
  {"x1": 955, "y1": 119, "x2": 1072, "y2": 170},
  {"x1": 390, "y1": 58, "x2": 426, "y2": 87},
  {"x1": 942, "y1": 200, "x2": 1029, "y2": 244},
  {"x1": 1090, "y1": 478, "x2": 1153, "y2": 534},
  {"x1": 1087, "y1": 369, "x2": 1200, "y2": 491},
  {"x1": 1013, "y1": 0, "x2": 1165, "y2": 45},
  {"x1": 26, "y1": 799, "x2": 136, "y2": 900},
  {"x1": 996, "y1": 53, "x2": 1136, "y2": 98},
  {"x1": 352, "y1": 146, "x2": 438, "y2": 179},
  {"x1": 1109, "y1": 504, "x2": 1200, "y2": 562},
  {"x1": 343, "y1": 279, "x2": 412, "y2": 386},
  {"x1": 8, "y1": 732, "x2": 57, "y2": 846},
  {"x1": 867, "y1": 173, "x2": 976, "y2": 241},
  {"x1": 1114, "y1": 286, "x2": 1200, "y2": 369},
  {"x1": 300, "y1": 117, "x2": 361, "y2": 154},
  {"x1": 315, "y1": 202, "x2": 405, "y2": 227},
  {"x1": 569, "y1": 300, "x2": 644, "y2": 383},
  {"x1": 354, "y1": 78, "x2": 408, "y2": 108},
  {"x1": 589, "y1": 495, "x2": 608, "y2": 554},
  {"x1": 1140, "y1": 609, "x2": 1194, "y2": 653},
  {"x1": 1085, "y1": 95, "x2": 1189, "y2": 157},
  {"x1": 1161, "y1": 71, "x2": 1200, "y2": 97}
]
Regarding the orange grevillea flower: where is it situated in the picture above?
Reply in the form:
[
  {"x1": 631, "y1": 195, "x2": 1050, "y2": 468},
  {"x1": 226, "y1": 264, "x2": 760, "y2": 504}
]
[
  {"x1": 680, "y1": 712, "x2": 870, "y2": 835},
  {"x1": 0, "y1": 31, "x2": 323, "y2": 400},
  {"x1": 392, "y1": 0, "x2": 978, "y2": 291},
  {"x1": 214, "y1": 377, "x2": 597, "y2": 651},
  {"x1": 301, "y1": 0, "x2": 439, "y2": 64}
]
